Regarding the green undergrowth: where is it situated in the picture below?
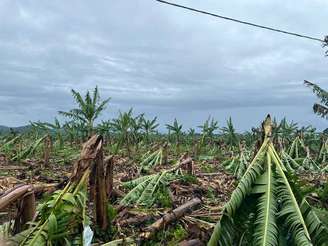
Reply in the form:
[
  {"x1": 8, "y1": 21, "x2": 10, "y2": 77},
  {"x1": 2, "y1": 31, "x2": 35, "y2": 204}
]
[
  {"x1": 199, "y1": 162, "x2": 217, "y2": 173},
  {"x1": 143, "y1": 223, "x2": 187, "y2": 246}
]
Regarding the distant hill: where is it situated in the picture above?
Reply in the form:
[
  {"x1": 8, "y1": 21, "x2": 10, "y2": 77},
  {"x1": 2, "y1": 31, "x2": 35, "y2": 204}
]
[
  {"x1": 0, "y1": 125, "x2": 8, "y2": 132},
  {"x1": 0, "y1": 125, "x2": 32, "y2": 134}
]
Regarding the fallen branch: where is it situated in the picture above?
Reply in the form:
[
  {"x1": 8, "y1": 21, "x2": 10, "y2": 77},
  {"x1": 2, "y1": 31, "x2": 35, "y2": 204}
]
[
  {"x1": 101, "y1": 197, "x2": 202, "y2": 246},
  {"x1": 175, "y1": 157, "x2": 192, "y2": 170},
  {"x1": 141, "y1": 197, "x2": 201, "y2": 239},
  {"x1": 0, "y1": 183, "x2": 58, "y2": 210}
]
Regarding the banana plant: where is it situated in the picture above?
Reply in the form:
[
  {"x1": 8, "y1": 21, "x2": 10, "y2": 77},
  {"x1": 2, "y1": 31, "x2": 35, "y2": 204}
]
[
  {"x1": 139, "y1": 148, "x2": 163, "y2": 173},
  {"x1": 209, "y1": 130, "x2": 328, "y2": 245},
  {"x1": 130, "y1": 113, "x2": 144, "y2": 145},
  {"x1": 32, "y1": 118, "x2": 63, "y2": 148},
  {"x1": 188, "y1": 128, "x2": 197, "y2": 156},
  {"x1": 198, "y1": 116, "x2": 219, "y2": 146},
  {"x1": 301, "y1": 147, "x2": 320, "y2": 171},
  {"x1": 274, "y1": 118, "x2": 298, "y2": 147},
  {"x1": 110, "y1": 109, "x2": 134, "y2": 153},
  {"x1": 0, "y1": 135, "x2": 21, "y2": 153},
  {"x1": 59, "y1": 86, "x2": 110, "y2": 137},
  {"x1": 120, "y1": 169, "x2": 178, "y2": 208},
  {"x1": 222, "y1": 145, "x2": 250, "y2": 179},
  {"x1": 221, "y1": 117, "x2": 238, "y2": 150},
  {"x1": 289, "y1": 136, "x2": 307, "y2": 159},
  {"x1": 318, "y1": 138, "x2": 328, "y2": 164},
  {"x1": 11, "y1": 135, "x2": 47, "y2": 161},
  {"x1": 142, "y1": 116, "x2": 159, "y2": 144},
  {"x1": 242, "y1": 131, "x2": 257, "y2": 148},
  {"x1": 11, "y1": 171, "x2": 92, "y2": 246},
  {"x1": 304, "y1": 80, "x2": 328, "y2": 119},
  {"x1": 63, "y1": 121, "x2": 82, "y2": 145},
  {"x1": 166, "y1": 118, "x2": 183, "y2": 148},
  {"x1": 96, "y1": 120, "x2": 112, "y2": 143},
  {"x1": 300, "y1": 126, "x2": 319, "y2": 149},
  {"x1": 280, "y1": 150, "x2": 302, "y2": 173},
  {"x1": 187, "y1": 128, "x2": 196, "y2": 142}
]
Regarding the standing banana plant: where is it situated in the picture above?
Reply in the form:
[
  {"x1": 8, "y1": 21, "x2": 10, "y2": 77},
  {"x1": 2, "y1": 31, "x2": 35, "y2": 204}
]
[
  {"x1": 59, "y1": 86, "x2": 110, "y2": 137},
  {"x1": 166, "y1": 119, "x2": 183, "y2": 150},
  {"x1": 198, "y1": 117, "x2": 219, "y2": 146},
  {"x1": 97, "y1": 120, "x2": 112, "y2": 143},
  {"x1": 110, "y1": 109, "x2": 134, "y2": 153},
  {"x1": 221, "y1": 117, "x2": 238, "y2": 150},
  {"x1": 130, "y1": 113, "x2": 144, "y2": 145},
  {"x1": 188, "y1": 128, "x2": 197, "y2": 156},
  {"x1": 63, "y1": 121, "x2": 81, "y2": 145},
  {"x1": 208, "y1": 116, "x2": 328, "y2": 245},
  {"x1": 142, "y1": 116, "x2": 159, "y2": 144}
]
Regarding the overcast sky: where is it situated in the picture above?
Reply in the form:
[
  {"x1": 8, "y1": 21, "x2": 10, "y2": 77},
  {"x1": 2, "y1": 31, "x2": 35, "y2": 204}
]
[{"x1": 0, "y1": 0, "x2": 327, "y2": 131}]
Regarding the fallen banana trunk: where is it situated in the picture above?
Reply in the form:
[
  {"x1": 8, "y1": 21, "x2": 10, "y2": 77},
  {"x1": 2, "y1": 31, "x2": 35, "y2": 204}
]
[
  {"x1": 177, "y1": 157, "x2": 192, "y2": 172},
  {"x1": 141, "y1": 197, "x2": 201, "y2": 239},
  {"x1": 0, "y1": 183, "x2": 58, "y2": 210},
  {"x1": 102, "y1": 197, "x2": 201, "y2": 245},
  {"x1": 0, "y1": 183, "x2": 58, "y2": 235}
]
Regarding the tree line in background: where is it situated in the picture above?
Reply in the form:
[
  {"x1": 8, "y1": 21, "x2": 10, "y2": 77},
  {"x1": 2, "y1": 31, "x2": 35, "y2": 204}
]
[{"x1": 0, "y1": 80, "x2": 326, "y2": 160}]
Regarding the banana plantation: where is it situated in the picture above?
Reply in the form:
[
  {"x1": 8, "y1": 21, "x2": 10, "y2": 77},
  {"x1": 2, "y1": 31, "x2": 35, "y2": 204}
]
[{"x1": 0, "y1": 85, "x2": 328, "y2": 246}]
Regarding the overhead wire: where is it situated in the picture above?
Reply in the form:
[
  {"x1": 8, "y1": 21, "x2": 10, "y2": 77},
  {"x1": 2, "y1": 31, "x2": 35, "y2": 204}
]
[{"x1": 156, "y1": 0, "x2": 325, "y2": 43}]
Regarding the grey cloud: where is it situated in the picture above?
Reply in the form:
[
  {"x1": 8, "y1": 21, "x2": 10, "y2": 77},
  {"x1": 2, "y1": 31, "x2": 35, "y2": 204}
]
[{"x1": 0, "y1": 0, "x2": 327, "y2": 130}]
